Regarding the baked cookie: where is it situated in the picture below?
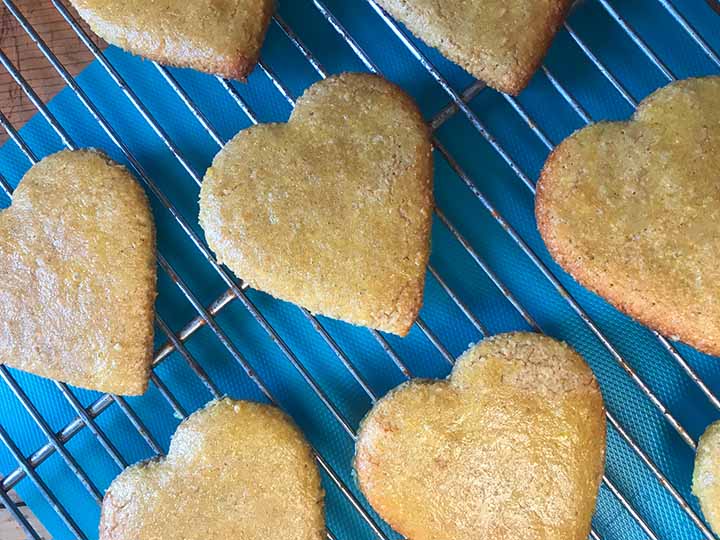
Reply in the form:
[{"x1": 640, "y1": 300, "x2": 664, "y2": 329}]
[
  {"x1": 374, "y1": 0, "x2": 572, "y2": 94},
  {"x1": 0, "y1": 150, "x2": 156, "y2": 395},
  {"x1": 694, "y1": 421, "x2": 720, "y2": 534},
  {"x1": 199, "y1": 73, "x2": 433, "y2": 336},
  {"x1": 536, "y1": 76, "x2": 720, "y2": 356},
  {"x1": 69, "y1": 0, "x2": 274, "y2": 79},
  {"x1": 99, "y1": 398, "x2": 325, "y2": 540},
  {"x1": 355, "y1": 332, "x2": 606, "y2": 540}
]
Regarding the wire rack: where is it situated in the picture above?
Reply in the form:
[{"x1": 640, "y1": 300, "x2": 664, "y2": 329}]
[{"x1": 0, "y1": 0, "x2": 719, "y2": 539}]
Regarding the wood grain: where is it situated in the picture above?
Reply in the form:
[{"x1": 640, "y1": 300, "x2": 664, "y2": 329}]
[{"x1": 0, "y1": 0, "x2": 106, "y2": 145}]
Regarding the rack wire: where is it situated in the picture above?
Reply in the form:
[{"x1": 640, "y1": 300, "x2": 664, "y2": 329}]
[{"x1": 0, "y1": 0, "x2": 718, "y2": 538}]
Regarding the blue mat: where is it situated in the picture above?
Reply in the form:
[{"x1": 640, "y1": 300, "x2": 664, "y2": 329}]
[{"x1": 0, "y1": 0, "x2": 719, "y2": 538}]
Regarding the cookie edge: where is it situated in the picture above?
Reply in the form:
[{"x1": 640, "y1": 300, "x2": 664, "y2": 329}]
[
  {"x1": 350, "y1": 74, "x2": 434, "y2": 337},
  {"x1": 71, "y1": 0, "x2": 274, "y2": 80},
  {"x1": 200, "y1": 72, "x2": 434, "y2": 337},
  {"x1": 535, "y1": 85, "x2": 720, "y2": 357},
  {"x1": 301, "y1": 73, "x2": 433, "y2": 338},
  {"x1": 354, "y1": 331, "x2": 607, "y2": 539},
  {"x1": 96, "y1": 149, "x2": 156, "y2": 396},
  {"x1": 374, "y1": 0, "x2": 573, "y2": 95},
  {"x1": 693, "y1": 420, "x2": 720, "y2": 534},
  {"x1": 99, "y1": 398, "x2": 326, "y2": 539},
  {"x1": 0, "y1": 149, "x2": 156, "y2": 396},
  {"x1": 489, "y1": 0, "x2": 573, "y2": 95}
]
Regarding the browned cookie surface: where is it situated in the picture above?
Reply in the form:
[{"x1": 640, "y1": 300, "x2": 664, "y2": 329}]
[
  {"x1": 100, "y1": 398, "x2": 325, "y2": 540},
  {"x1": 355, "y1": 332, "x2": 606, "y2": 540},
  {"x1": 199, "y1": 73, "x2": 433, "y2": 336},
  {"x1": 69, "y1": 0, "x2": 274, "y2": 79},
  {"x1": 694, "y1": 421, "x2": 720, "y2": 535},
  {"x1": 536, "y1": 76, "x2": 720, "y2": 356},
  {"x1": 0, "y1": 149, "x2": 156, "y2": 395},
  {"x1": 375, "y1": 0, "x2": 572, "y2": 94}
]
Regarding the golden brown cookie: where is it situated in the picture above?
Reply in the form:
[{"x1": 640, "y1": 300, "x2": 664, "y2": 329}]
[
  {"x1": 69, "y1": 0, "x2": 274, "y2": 79},
  {"x1": 536, "y1": 76, "x2": 720, "y2": 356},
  {"x1": 99, "y1": 398, "x2": 325, "y2": 540},
  {"x1": 355, "y1": 332, "x2": 606, "y2": 540},
  {"x1": 374, "y1": 0, "x2": 572, "y2": 94},
  {"x1": 694, "y1": 421, "x2": 720, "y2": 534},
  {"x1": 0, "y1": 149, "x2": 156, "y2": 395},
  {"x1": 199, "y1": 73, "x2": 433, "y2": 336}
]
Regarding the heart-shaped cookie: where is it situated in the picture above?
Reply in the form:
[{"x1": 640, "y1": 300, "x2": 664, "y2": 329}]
[
  {"x1": 199, "y1": 73, "x2": 433, "y2": 336},
  {"x1": 99, "y1": 398, "x2": 325, "y2": 540},
  {"x1": 0, "y1": 150, "x2": 156, "y2": 395},
  {"x1": 536, "y1": 76, "x2": 720, "y2": 356},
  {"x1": 355, "y1": 332, "x2": 606, "y2": 540},
  {"x1": 69, "y1": 0, "x2": 274, "y2": 79},
  {"x1": 694, "y1": 421, "x2": 720, "y2": 534},
  {"x1": 374, "y1": 0, "x2": 572, "y2": 94}
]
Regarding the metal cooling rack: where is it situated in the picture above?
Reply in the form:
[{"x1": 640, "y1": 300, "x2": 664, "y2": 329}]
[{"x1": 0, "y1": 0, "x2": 719, "y2": 538}]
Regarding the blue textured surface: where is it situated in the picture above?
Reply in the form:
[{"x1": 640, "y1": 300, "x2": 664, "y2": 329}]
[{"x1": 0, "y1": 0, "x2": 719, "y2": 539}]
